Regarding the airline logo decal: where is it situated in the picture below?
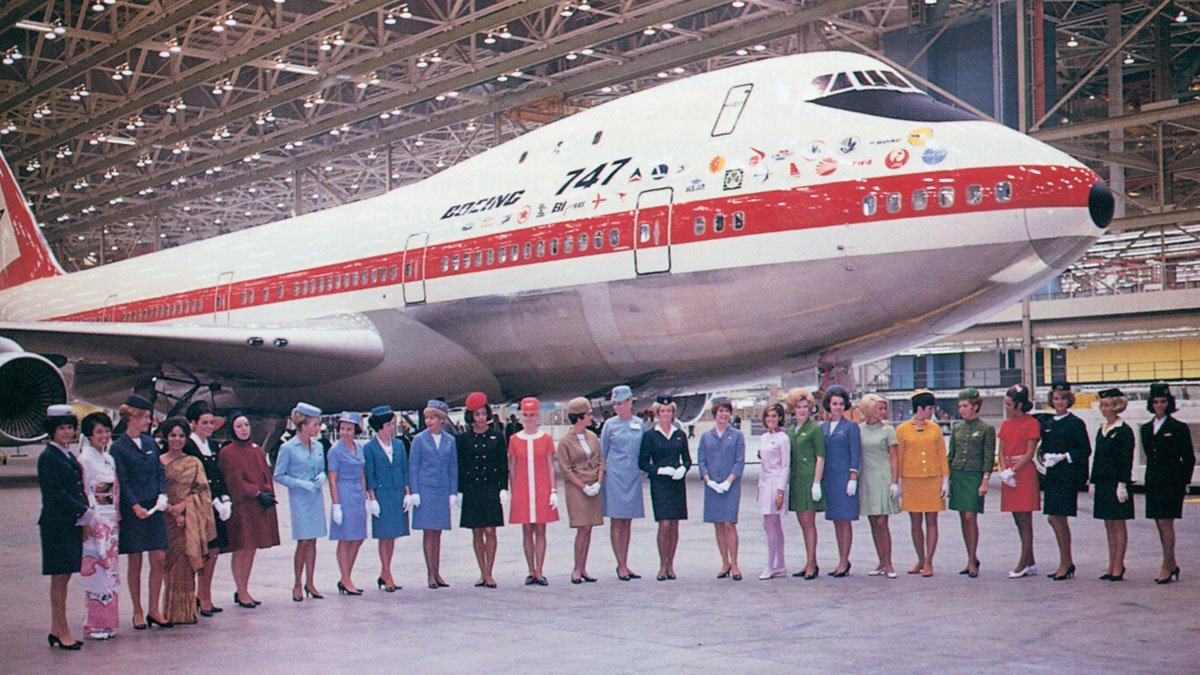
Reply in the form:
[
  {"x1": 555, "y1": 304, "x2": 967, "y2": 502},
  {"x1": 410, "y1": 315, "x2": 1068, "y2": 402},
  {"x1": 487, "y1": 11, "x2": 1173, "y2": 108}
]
[
  {"x1": 838, "y1": 136, "x2": 860, "y2": 156},
  {"x1": 772, "y1": 149, "x2": 792, "y2": 161},
  {"x1": 752, "y1": 165, "x2": 771, "y2": 183},
  {"x1": 870, "y1": 137, "x2": 902, "y2": 146},
  {"x1": 723, "y1": 169, "x2": 744, "y2": 191},
  {"x1": 629, "y1": 168, "x2": 643, "y2": 182},
  {"x1": 922, "y1": 142, "x2": 948, "y2": 165},
  {"x1": 517, "y1": 205, "x2": 532, "y2": 223},
  {"x1": 885, "y1": 148, "x2": 910, "y2": 170},
  {"x1": 709, "y1": 156, "x2": 726, "y2": 173},
  {"x1": 789, "y1": 162, "x2": 802, "y2": 178},
  {"x1": 442, "y1": 190, "x2": 525, "y2": 219},
  {"x1": 685, "y1": 179, "x2": 706, "y2": 193},
  {"x1": 907, "y1": 127, "x2": 933, "y2": 146},
  {"x1": 803, "y1": 141, "x2": 827, "y2": 161},
  {"x1": 592, "y1": 193, "x2": 607, "y2": 209},
  {"x1": 748, "y1": 147, "x2": 766, "y2": 166},
  {"x1": 651, "y1": 164, "x2": 669, "y2": 180},
  {"x1": 815, "y1": 157, "x2": 838, "y2": 177}
]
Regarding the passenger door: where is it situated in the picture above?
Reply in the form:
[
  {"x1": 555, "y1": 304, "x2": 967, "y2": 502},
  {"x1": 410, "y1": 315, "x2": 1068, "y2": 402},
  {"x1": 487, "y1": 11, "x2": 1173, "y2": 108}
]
[
  {"x1": 402, "y1": 232, "x2": 428, "y2": 305},
  {"x1": 213, "y1": 271, "x2": 233, "y2": 323},
  {"x1": 634, "y1": 188, "x2": 672, "y2": 275}
]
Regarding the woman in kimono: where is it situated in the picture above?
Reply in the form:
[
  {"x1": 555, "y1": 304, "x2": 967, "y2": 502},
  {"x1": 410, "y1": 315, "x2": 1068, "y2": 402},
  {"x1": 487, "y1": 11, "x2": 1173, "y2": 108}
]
[
  {"x1": 217, "y1": 412, "x2": 279, "y2": 607},
  {"x1": 698, "y1": 396, "x2": 745, "y2": 580},
  {"x1": 159, "y1": 418, "x2": 216, "y2": 625},
  {"x1": 328, "y1": 411, "x2": 368, "y2": 595},
  {"x1": 184, "y1": 401, "x2": 231, "y2": 616},
  {"x1": 556, "y1": 397, "x2": 605, "y2": 584},
  {"x1": 457, "y1": 393, "x2": 506, "y2": 588},
  {"x1": 786, "y1": 388, "x2": 826, "y2": 579},
  {"x1": 364, "y1": 405, "x2": 410, "y2": 592},
  {"x1": 638, "y1": 399, "x2": 691, "y2": 581},
  {"x1": 509, "y1": 397, "x2": 558, "y2": 585},
  {"x1": 601, "y1": 385, "x2": 646, "y2": 581},
  {"x1": 409, "y1": 400, "x2": 459, "y2": 589},
  {"x1": 820, "y1": 386, "x2": 861, "y2": 577},
  {"x1": 79, "y1": 412, "x2": 120, "y2": 639},
  {"x1": 273, "y1": 402, "x2": 327, "y2": 601}
]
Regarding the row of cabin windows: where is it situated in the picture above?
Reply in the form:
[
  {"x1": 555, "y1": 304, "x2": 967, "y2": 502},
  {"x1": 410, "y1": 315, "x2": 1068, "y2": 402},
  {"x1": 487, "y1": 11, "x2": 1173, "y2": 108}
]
[
  {"x1": 861, "y1": 182, "x2": 1012, "y2": 217},
  {"x1": 690, "y1": 211, "x2": 746, "y2": 237},
  {"x1": 440, "y1": 228, "x2": 622, "y2": 273},
  {"x1": 121, "y1": 297, "x2": 205, "y2": 321},
  {"x1": 291, "y1": 266, "x2": 398, "y2": 298}
]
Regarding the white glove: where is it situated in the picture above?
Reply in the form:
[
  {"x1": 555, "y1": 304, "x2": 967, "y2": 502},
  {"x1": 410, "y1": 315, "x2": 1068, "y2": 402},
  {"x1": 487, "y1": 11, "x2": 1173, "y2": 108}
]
[
  {"x1": 999, "y1": 468, "x2": 1017, "y2": 487},
  {"x1": 656, "y1": 466, "x2": 675, "y2": 477},
  {"x1": 450, "y1": 493, "x2": 460, "y2": 509},
  {"x1": 584, "y1": 483, "x2": 601, "y2": 497},
  {"x1": 1034, "y1": 459, "x2": 1047, "y2": 475},
  {"x1": 76, "y1": 507, "x2": 96, "y2": 527},
  {"x1": 1042, "y1": 453, "x2": 1060, "y2": 468},
  {"x1": 214, "y1": 499, "x2": 232, "y2": 522},
  {"x1": 401, "y1": 494, "x2": 413, "y2": 512},
  {"x1": 706, "y1": 479, "x2": 721, "y2": 492},
  {"x1": 296, "y1": 479, "x2": 316, "y2": 491},
  {"x1": 367, "y1": 499, "x2": 381, "y2": 517},
  {"x1": 409, "y1": 493, "x2": 421, "y2": 510},
  {"x1": 846, "y1": 479, "x2": 858, "y2": 497},
  {"x1": 939, "y1": 477, "x2": 949, "y2": 500},
  {"x1": 499, "y1": 489, "x2": 511, "y2": 508},
  {"x1": 672, "y1": 465, "x2": 687, "y2": 481},
  {"x1": 719, "y1": 478, "x2": 733, "y2": 493},
  {"x1": 889, "y1": 483, "x2": 901, "y2": 500},
  {"x1": 548, "y1": 491, "x2": 559, "y2": 510},
  {"x1": 811, "y1": 483, "x2": 822, "y2": 502},
  {"x1": 154, "y1": 493, "x2": 169, "y2": 512},
  {"x1": 1116, "y1": 482, "x2": 1128, "y2": 504},
  {"x1": 332, "y1": 504, "x2": 343, "y2": 525},
  {"x1": 314, "y1": 473, "x2": 328, "y2": 487}
]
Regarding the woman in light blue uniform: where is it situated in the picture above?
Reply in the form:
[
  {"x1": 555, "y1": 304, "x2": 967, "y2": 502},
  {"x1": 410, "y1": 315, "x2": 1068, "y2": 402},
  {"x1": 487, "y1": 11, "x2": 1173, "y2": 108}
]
[
  {"x1": 364, "y1": 405, "x2": 409, "y2": 593},
  {"x1": 409, "y1": 400, "x2": 458, "y2": 589},
  {"x1": 820, "y1": 385, "x2": 861, "y2": 577},
  {"x1": 600, "y1": 385, "x2": 646, "y2": 580},
  {"x1": 273, "y1": 402, "x2": 327, "y2": 602},
  {"x1": 698, "y1": 396, "x2": 746, "y2": 580},
  {"x1": 328, "y1": 411, "x2": 368, "y2": 595}
]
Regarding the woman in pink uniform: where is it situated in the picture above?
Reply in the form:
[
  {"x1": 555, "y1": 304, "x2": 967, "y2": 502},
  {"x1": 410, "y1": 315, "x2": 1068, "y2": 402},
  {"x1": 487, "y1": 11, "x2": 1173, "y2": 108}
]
[
  {"x1": 997, "y1": 384, "x2": 1042, "y2": 578},
  {"x1": 757, "y1": 403, "x2": 790, "y2": 579},
  {"x1": 508, "y1": 397, "x2": 559, "y2": 585}
]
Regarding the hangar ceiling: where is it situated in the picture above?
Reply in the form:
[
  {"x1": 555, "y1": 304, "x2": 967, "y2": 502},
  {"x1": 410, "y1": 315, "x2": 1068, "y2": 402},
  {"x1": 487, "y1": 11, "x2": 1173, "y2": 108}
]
[{"x1": 1, "y1": 0, "x2": 1198, "y2": 293}]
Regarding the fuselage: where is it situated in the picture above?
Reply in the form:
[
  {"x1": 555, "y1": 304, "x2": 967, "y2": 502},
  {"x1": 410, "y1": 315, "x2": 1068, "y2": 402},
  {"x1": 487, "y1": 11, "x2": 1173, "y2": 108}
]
[{"x1": 0, "y1": 52, "x2": 1108, "y2": 411}]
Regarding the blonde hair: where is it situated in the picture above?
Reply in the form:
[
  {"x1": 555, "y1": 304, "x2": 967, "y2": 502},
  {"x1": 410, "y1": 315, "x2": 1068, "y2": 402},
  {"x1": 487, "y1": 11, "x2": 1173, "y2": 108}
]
[
  {"x1": 290, "y1": 410, "x2": 317, "y2": 427},
  {"x1": 117, "y1": 404, "x2": 149, "y2": 424},
  {"x1": 859, "y1": 393, "x2": 887, "y2": 415},
  {"x1": 654, "y1": 401, "x2": 677, "y2": 416},
  {"x1": 785, "y1": 387, "x2": 814, "y2": 409},
  {"x1": 1100, "y1": 393, "x2": 1128, "y2": 414}
]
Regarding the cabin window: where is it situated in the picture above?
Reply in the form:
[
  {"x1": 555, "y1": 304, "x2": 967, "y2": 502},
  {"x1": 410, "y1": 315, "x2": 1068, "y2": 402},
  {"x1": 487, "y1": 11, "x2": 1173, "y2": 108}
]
[
  {"x1": 404, "y1": 263, "x2": 413, "y2": 278},
  {"x1": 262, "y1": 288, "x2": 269, "y2": 302},
  {"x1": 318, "y1": 278, "x2": 325, "y2": 293},
  {"x1": 342, "y1": 274, "x2": 350, "y2": 287},
  {"x1": 912, "y1": 189, "x2": 928, "y2": 211},
  {"x1": 938, "y1": 187, "x2": 955, "y2": 208},
  {"x1": 996, "y1": 181, "x2": 1012, "y2": 202},
  {"x1": 862, "y1": 194, "x2": 877, "y2": 216},
  {"x1": 550, "y1": 238, "x2": 559, "y2": 255},
  {"x1": 732, "y1": 211, "x2": 745, "y2": 230},
  {"x1": 462, "y1": 252, "x2": 471, "y2": 270},
  {"x1": 294, "y1": 282, "x2": 301, "y2": 296},
  {"x1": 966, "y1": 184, "x2": 983, "y2": 206},
  {"x1": 522, "y1": 242, "x2": 532, "y2": 260},
  {"x1": 334, "y1": 275, "x2": 342, "y2": 290},
  {"x1": 510, "y1": 244, "x2": 519, "y2": 261},
  {"x1": 441, "y1": 257, "x2": 449, "y2": 272},
  {"x1": 714, "y1": 213, "x2": 726, "y2": 233},
  {"x1": 609, "y1": 228, "x2": 619, "y2": 247},
  {"x1": 390, "y1": 265, "x2": 398, "y2": 280},
  {"x1": 498, "y1": 247, "x2": 507, "y2": 263},
  {"x1": 639, "y1": 223, "x2": 651, "y2": 243},
  {"x1": 370, "y1": 268, "x2": 378, "y2": 283},
  {"x1": 592, "y1": 131, "x2": 603, "y2": 145},
  {"x1": 886, "y1": 192, "x2": 902, "y2": 213},
  {"x1": 486, "y1": 249, "x2": 495, "y2": 264},
  {"x1": 473, "y1": 252, "x2": 482, "y2": 267},
  {"x1": 451, "y1": 254, "x2": 459, "y2": 271},
  {"x1": 579, "y1": 233, "x2": 589, "y2": 252},
  {"x1": 593, "y1": 231, "x2": 603, "y2": 249},
  {"x1": 536, "y1": 240, "x2": 546, "y2": 257},
  {"x1": 564, "y1": 236, "x2": 574, "y2": 254},
  {"x1": 694, "y1": 216, "x2": 706, "y2": 235},
  {"x1": 711, "y1": 83, "x2": 753, "y2": 137}
]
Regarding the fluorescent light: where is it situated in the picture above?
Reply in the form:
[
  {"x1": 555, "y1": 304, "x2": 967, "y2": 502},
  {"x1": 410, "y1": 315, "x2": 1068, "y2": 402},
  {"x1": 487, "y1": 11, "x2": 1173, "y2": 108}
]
[
  {"x1": 102, "y1": 135, "x2": 137, "y2": 146},
  {"x1": 15, "y1": 20, "x2": 55, "y2": 34},
  {"x1": 276, "y1": 62, "x2": 319, "y2": 75}
]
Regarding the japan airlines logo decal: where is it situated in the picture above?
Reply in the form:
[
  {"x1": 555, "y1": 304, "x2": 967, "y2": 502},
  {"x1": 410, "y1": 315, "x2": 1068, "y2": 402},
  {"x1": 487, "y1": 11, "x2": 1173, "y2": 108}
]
[
  {"x1": 885, "y1": 148, "x2": 909, "y2": 170},
  {"x1": 723, "y1": 169, "x2": 743, "y2": 191},
  {"x1": 815, "y1": 157, "x2": 838, "y2": 176}
]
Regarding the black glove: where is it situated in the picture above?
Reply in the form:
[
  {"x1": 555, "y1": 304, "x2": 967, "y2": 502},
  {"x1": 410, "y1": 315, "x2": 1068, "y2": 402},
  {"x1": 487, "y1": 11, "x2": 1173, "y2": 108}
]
[{"x1": 256, "y1": 491, "x2": 277, "y2": 507}]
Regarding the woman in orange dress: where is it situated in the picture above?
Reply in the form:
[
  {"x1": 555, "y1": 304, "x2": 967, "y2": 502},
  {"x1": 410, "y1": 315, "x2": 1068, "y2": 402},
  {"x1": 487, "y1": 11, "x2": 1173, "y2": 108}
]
[
  {"x1": 508, "y1": 397, "x2": 559, "y2": 585},
  {"x1": 997, "y1": 385, "x2": 1041, "y2": 578},
  {"x1": 159, "y1": 418, "x2": 216, "y2": 625},
  {"x1": 895, "y1": 390, "x2": 949, "y2": 577}
]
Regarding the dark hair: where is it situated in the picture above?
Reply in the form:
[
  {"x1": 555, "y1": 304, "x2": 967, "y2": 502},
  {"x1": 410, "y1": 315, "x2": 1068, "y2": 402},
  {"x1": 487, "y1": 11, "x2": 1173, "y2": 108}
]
[
  {"x1": 1005, "y1": 385, "x2": 1033, "y2": 413},
  {"x1": 761, "y1": 402, "x2": 786, "y2": 428},
  {"x1": 568, "y1": 412, "x2": 588, "y2": 425},
  {"x1": 712, "y1": 399, "x2": 733, "y2": 415},
  {"x1": 823, "y1": 389, "x2": 851, "y2": 412},
  {"x1": 45, "y1": 413, "x2": 78, "y2": 436},
  {"x1": 81, "y1": 411, "x2": 113, "y2": 438},
  {"x1": 227, "y1": 411, "x2": 252, "y2": 442},
  {"x1": 1148, "y1": 391, "x2": 1177, "y2": 415},
  {"x1": 185, "y1": 400, "x2": 212, "y2": 423},
  {"x1": 157, "y1": 417, "x2": 191, "y2": 448},
  {"x1": 368, "y1": 412, "x2": 394, "y2": 432}
]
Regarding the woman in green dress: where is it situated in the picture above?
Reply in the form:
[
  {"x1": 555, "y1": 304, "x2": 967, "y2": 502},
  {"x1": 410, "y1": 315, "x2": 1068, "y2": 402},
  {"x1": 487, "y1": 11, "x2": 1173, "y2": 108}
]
[
  {"x1": 858, "y1": 393, "x2": 900, "y2": 578},
  {"x1": 786, "y1": 388, "x2": 825, "y2": 580},
  {"x1": 947, "y1": 388, "x2": 995, "y2": 578}
]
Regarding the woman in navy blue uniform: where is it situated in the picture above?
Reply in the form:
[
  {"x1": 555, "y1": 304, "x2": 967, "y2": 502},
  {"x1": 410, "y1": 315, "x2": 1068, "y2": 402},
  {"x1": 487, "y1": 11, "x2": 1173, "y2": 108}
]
[
  {"x1": 39, "y1": 405, "x2": 90, "y2": 650},
  {"x1": 456, "y1": 393, "x2": 507, "y2": 588},
  {"x1": 184, "y1": 401, "x2": 231, "y2": 615},
  {"x1": 111, "y1": 394, "x2": 171, "y2": 629},
  {"x1": 1091, "y1": 388, "x2": 1134, "y2": 581},
  {"x1": 638, "y1": 399, "x2": 691, "y2": 581},
  {"x1": 820, "y1": 386, "x2": 861, "y2": 577},
  {"x1": 1037, "y1": 382, "x2": 1091, "y2": 581},
  {"x1": 1141, "y1": 382, "x2": 1195, "y2": 584}
]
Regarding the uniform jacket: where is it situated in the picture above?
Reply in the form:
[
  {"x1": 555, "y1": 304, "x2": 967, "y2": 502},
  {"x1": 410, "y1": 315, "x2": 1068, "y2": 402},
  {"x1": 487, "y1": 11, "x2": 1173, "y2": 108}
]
[
  {"x1": 1091, "y1": 421, "x2": 1134, "y2": 485},
  {"x1": 556, "y1": 429, "x2": 605, "y2": 485},
  {"x1": 409, "y1": 429, "x2": 459, "y2": 495},
  {"x1": 1140, "y1": 416, "x2": 1195, "y2": 488},
  {"x1": 38, "y1": 443, "x2": 89, "y2": 526},
  {"x1": 364, "y1": 436, "x2": 410, "y2": 491},
  {"x1": 112, "y1": 432, "x2": 165, "y2": 510}
]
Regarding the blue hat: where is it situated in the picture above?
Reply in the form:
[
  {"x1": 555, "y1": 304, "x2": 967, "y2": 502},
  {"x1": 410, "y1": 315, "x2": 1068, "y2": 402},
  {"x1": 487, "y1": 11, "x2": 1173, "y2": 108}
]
[
  {"x1": 370, "y1": 405, "x2": 394, "y2": 419},
  {"x1": 424, "y1": 399, "x2": 450, "y2": 418},
  {"x1": 337, "y1": 411, "x2": 361, "y2": 428},
  {"x1": 292, "y1": 402, "x2": 322, "y2": 417},
  {"x1": 825, "y1": 385, "x2": 848, "y2": 397},
  {"x1": 124, "y1": 394, "x2": 153, "y2": 411},
  {"x1": 46, "y1": 404, "x2": 75, "y2": 417},
  {"x1": 611, "y1": 385, "x2": 633, "y2": 403}
]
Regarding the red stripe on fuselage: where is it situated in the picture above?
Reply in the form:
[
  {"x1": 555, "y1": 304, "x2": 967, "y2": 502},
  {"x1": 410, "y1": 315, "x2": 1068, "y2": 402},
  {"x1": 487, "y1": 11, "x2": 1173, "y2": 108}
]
[{"x1": 50, "y1": 164, "x2": 1095, "y2": 323}]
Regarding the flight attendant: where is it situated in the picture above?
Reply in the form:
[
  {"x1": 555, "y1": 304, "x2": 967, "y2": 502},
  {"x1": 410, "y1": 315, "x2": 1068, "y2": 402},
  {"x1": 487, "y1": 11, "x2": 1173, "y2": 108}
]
[
  {"x1": 698, "y1": 396, "x2": 745, "y2": 580},
  {"x1": 111, "y1": 394, "x2": 170, "y2": 629},
  {"x1": 409, "y1": 400, "x2": 459, "y2": 589},
  {"x1": 821, "y1": 386, "x2": 861, "y2": 577},
  {"x1": 78, "y1": 412, "x2": 120, "y2": 639},
  {"x1": 1038, "y1": 381, "x2": 1091, "y2": 581},
  {"x1": 556, "y1": 397, "x2": 605, "y2": 584},
  {"x1": 364, "y1": 405, "x2": 410, "y2": 593},
  {"x1": 895, "y1": 390, "x2": 949, "y2": 577},
  {"x1": 184, "y1": 401, "x2": 231, "y2": 616},
  {"x1": 638, "y1": 398, "x2": 690, "y2": 581},
  {"x1": 509, "y1": 397, "x2": 558, "y2": 586},
  {"x1": 328, "y1": 412, "x2": 368, "y2": 595},
  {"x1": 39, "y1": 405, "x2": 90, "y2": 650},
  {"x1": 217, "y1": 412, "x2": 280, "y2": 608},
  {"x1": 997, "y1": 385, "x2": 1041, "y2": 578},
  {"x1": 601, "y1": 385, "x2": 646, "y2": 581},
  {"x1": 786, "y1": 388, "x2": 825, "y2": 579},
  {"x1": 1141, "y1": 382, "x2": 1194, "y2": 584},
  {"x1": 159, "y1": 417, "x2": 216, "y2": 625},
  {"x1": 457, "y1": 393, "x2": 507, "y2": 588},
  {"x1": 1091, "y1": 388, "x2": 1133, "y2": 581},
  {"x1": 273, "y1": 402, "x2": 327, "y2": 601},
  {"x1": 857, "y1": 394, "x2": 899, "y2": 578},
  {"x1": 757, "y1": 403, "x2": 790, "y2": 579},
  {"x1": 947, "y1": 388, "x2": 995, "y2": 578}
]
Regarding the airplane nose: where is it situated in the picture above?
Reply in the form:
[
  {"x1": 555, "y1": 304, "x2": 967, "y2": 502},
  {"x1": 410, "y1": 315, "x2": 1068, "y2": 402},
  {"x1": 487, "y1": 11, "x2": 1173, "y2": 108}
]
[{"x1": 1089, "y1": 181, "x2": 1114, "y2": 229}]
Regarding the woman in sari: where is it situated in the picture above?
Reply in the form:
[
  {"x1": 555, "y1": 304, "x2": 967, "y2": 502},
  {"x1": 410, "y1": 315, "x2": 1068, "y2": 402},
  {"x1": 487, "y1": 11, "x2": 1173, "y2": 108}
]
[
  {"x1": 79, "y1": 412, "x2": 120, "y2": 639},
  {"x1": 159, "y1": 418, "x2": 216, "y2": 625}
]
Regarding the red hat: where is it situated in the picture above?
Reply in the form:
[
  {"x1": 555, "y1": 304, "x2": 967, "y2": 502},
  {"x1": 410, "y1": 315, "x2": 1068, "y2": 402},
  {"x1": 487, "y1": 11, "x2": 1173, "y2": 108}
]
[
  {"x1": 520, "y1": 397, "x2": 540, "y2": 414},
  {"x1": 465, "y1": 392, "x2": 488, "y2": 412}
]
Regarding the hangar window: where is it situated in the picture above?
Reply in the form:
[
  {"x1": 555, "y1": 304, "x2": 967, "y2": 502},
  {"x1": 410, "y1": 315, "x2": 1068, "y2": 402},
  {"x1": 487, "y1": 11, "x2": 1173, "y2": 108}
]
[
  {"x1": 593, "y1": 231, "x2": 603, "y2": 249},
  {"x1": 733, "y1": 211, "x2": 745, "y2": 230},
  {"x1": 886, "y1": 192, "x2": 902, "y2": 213},
  {"x1": 609, "y1": 228, "x2": 619, "y2": 247},
  {"x1": 510, "y1": 244, "x2": 519, "y2": 261},
  {"x1": 862, "y1": 194, "x2": 877, "y2": 216},
  {"x1": 518, "y1": 151, "x2": 528, "y2": 164},
  {"x1": 498, "y1": 247, "x2": 507, "y2": 263},
  {"x1": 966, "y1": 184, "x2": 983, "y2": 205},
  {"x1": 441, "y1": 257, "x2": 449, "y2": 272},
  {"x1": 536, "y1": 240, "x2": 546, "y2": 257},
  {"x1": 579, "y1": 233, "x2": 588, "y2": 252},
  {"x1": 639, "y1": 223, "x2": 651, "y2": 243},
  {"x1": 938, "y1": 187, "x2": 955, "y2": 208},
  {"x1": 714, "y1": 213, "x2": 726, "y2": 233},
  {"x1": 390, "y1": 265, "x2": 398, "y2": 280},
  {"x1": 912, "y1": 189, "x2": 928, "y2": 211},
  {"x1": 550, "y1": 238, "x2": 559, "y2": 255},
  {"x1": 996, "y1": 181, "x2": 1012, "y2": 202},
  {"x1": 694, "y1": 216, "x2": 706, "y2": 235},
  {"x1": 564, "y1": 236, "x2": 574, "y2": 254},
  {"x1": 711, "y1": 83, "x2": 753, "y2": 137},
  {"x1": 592, "y1": 131, "x2": 603, "y2": 145},
  {"x1": 486, "y1": 249, "x2": 495, "y2": 265},
  {"x1": 522, "y1": 242, "x2": 532, "y2": 260}
]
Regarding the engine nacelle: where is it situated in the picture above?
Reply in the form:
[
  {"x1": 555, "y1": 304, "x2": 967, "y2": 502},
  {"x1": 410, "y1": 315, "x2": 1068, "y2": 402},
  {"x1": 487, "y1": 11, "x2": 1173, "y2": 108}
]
[{"x1": 0, "y1": 351, "x2": 68, "y2": 446}]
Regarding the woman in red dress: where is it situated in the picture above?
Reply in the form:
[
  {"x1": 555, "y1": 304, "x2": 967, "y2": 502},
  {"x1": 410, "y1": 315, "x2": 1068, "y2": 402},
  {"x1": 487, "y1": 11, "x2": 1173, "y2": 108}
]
[
  {"x1": 508, "y1": 397, "x2": 559, "y2": 586},
  {"x1": 996, "y1": 385, "x2": 1041, "y2": 578},
  {"x1": 216, "y1": 413, "x2": 280, "y2": 607}
]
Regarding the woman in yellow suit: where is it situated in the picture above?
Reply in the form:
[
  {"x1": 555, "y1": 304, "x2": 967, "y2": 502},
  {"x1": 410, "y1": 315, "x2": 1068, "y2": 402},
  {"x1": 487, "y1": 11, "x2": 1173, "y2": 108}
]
[{"x1": 896, "y1": 390, "x2": 950, "y2": 577}]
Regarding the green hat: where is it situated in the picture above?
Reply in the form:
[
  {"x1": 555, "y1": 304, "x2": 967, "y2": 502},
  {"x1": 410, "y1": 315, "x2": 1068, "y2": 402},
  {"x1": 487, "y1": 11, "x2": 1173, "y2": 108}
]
[{"x1": 957, "y1": 388, "x2": 980, "y2": 401}]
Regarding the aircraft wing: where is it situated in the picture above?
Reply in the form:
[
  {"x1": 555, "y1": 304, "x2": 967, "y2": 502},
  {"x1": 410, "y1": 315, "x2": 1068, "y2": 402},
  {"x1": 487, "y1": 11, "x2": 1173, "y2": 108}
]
[{"x1": 0, "y1": 315, "x2": 385, "y2": 387}]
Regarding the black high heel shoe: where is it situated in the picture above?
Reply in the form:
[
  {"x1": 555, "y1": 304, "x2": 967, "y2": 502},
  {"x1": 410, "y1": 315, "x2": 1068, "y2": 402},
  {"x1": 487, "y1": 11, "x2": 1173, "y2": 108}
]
[
  {"x1": 146, "y1": 615, "x2": 173, "y2": 628},
  {"x1": 1109, "y1": 567, "x2": 1126, "y2": 582},
  {"x1": 48, "y1": 634, "x2": 82, "y2": 650},
  {"x1": 581, "y1": 574, "x2": 597, "y2": 583},
  {"x1": 803, "y1": 565, "x2": 820, "y2": 580},
  {"x1": 831, "y1": 562, "x2": 852, "y2": 578},
  {"x1": 196, "y1": 598, "x2": 214, "y2": 617},
  {"x1": 304, "y1": 587, "x2": 324, "y2": 599},
  {"x1": 337, "y1": 581, "x2": 363, "y2": 596},
  {"x1": 1154, "y1": 567, "x2": 1181, "y2": 585},
  {"x1": 377, "y1": 577, "x2": 397, "y2": 593},
  {"x1": 234, "y1": 592, "x2": 257, "y2": 609},
  {"x1": 1051, "y1": 564, "x2": 1076, "y2": 581}
]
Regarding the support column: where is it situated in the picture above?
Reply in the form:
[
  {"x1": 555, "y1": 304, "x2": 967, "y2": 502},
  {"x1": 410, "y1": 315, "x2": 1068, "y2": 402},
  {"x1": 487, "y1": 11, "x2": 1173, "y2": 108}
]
[
  {"x1": 386, "y1": 142, "x2": 393, "y2": 191},
  {"x1": 293, "y1": 169, "x2": 302, "y2": 216},
  {"x1": 1016, "y1": 0, "x2": 1027, "y2": 132},
  {"x1": 1021, "y1": 297, "x2": 1034, "y2": 391},
  {"x1": 1107, "y1": 2, "x2": 1126, "y2": 218},
  {"x1": 992, "y1": 1, "x2": 1004, "y2": 123}
]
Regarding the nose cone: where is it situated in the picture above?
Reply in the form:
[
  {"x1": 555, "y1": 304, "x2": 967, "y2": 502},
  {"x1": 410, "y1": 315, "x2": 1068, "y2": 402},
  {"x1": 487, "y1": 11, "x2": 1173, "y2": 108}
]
[{"x1": 1089, "y1": 181, "x2": 1114, "y2": 229}]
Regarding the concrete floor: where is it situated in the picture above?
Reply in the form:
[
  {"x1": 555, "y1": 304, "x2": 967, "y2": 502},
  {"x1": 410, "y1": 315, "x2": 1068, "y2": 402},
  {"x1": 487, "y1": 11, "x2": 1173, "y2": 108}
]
[{"x1": 1, "y1": 454, "x2": 1197, "y2": 674}]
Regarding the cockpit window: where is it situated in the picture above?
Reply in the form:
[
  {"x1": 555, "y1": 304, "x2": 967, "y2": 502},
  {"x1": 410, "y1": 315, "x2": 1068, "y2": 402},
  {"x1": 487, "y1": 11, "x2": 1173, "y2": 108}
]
[
  {"x1": 807, "y1": 69, "x2": 921, "y2": 100},
  {"x1": 808, "y1": 74, "x2": 832, "y2": 98},
  {"x1": 829, "y1": 72, "x2": 854, "y2": 94}
]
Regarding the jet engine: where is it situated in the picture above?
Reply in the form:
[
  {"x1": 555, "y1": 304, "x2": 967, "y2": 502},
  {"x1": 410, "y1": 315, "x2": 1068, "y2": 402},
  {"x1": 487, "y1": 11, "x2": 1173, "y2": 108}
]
[{"x1": 0, "y1": 343, "x2": 68, "y2": 446}]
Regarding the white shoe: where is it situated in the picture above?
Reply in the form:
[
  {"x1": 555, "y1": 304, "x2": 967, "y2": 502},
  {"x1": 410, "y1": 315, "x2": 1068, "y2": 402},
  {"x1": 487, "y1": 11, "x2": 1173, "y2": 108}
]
[
  {"x1": 868, "y1": 568, "x2": 887, "y2": 577},
  {"x1": 885, "y1": 570, "x2": 898, "y2": 579},
  {"x1": 759, "y1": 569, "x2": 775, "y2": 580},
  {"x1": 1008, "y1": 564, "x2": 1038, "y2": 578},
  {"x1": 88, "y1": 630, "x2": 112, "y2": 640}
]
